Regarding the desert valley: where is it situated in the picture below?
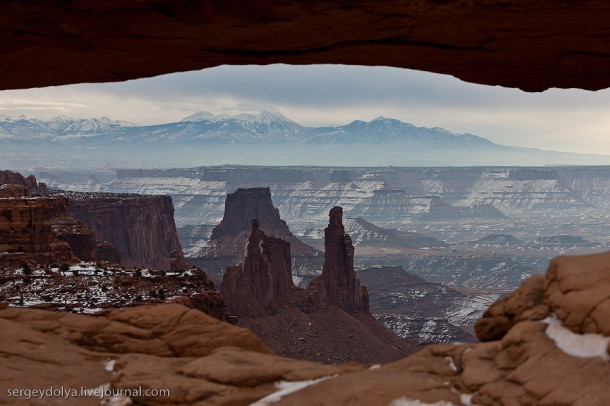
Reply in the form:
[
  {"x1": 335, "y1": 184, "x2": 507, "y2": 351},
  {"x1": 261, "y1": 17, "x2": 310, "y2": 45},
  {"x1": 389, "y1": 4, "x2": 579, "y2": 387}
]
[{"x1": 2, "y1": 1, "x2": 610, "y2": 404}]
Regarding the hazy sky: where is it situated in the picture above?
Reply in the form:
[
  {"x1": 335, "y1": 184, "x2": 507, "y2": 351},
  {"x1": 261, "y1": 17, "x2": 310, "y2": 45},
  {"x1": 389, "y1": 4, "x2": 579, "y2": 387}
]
[{"x1": 1, "y1": 64, "x2": 609, "y2": 155}]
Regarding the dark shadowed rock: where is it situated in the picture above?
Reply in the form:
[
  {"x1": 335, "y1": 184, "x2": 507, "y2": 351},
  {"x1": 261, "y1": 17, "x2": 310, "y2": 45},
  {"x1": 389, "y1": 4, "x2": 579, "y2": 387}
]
[
  {"x1": 221, "y1": 207, "x2": 412, "y2": 364},
  {"x1": 0, "y1": 194, "x2": 75, "y2": 266},
  {"x1": 312, "y1": 206, "x2": 369, "y2": 313},
  {"x1": 201, "y1": 187, "x2": 317, "y2": 260},
  {"x1": 2, "y1": 2, "x2": 610, "y2": 93},
  {"x1": 95, "y1": 241, "x2": 122, "y2": 264},
  {"x1": 51, "y1": 214, "x2": 97, "y2": 262},
  {"x1": 69, "y1": 195, "x2": 182, "y2": 269},
  {"x1": 221, "y1": 219, "x2": 295, "y2": 317}
]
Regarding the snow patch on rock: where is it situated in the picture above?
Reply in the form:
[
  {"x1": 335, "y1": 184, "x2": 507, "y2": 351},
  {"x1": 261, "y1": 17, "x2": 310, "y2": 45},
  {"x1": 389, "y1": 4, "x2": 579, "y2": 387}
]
[
  {"x1": 250, "y1": 376, "x2": 335, "y2": 405},
  {"x1": 543, "y1": 314, "x2": 610, "y2": 360}
]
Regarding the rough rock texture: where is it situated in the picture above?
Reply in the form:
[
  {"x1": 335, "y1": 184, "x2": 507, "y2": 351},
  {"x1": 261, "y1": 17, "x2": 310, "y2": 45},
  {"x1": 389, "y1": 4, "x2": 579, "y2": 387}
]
[
  {"x1": 0, "y1": 194, "x2": 74, "y2": 266},
  {"x1": 1, "y1": 1, "x2": 610, "y2": 92},
  {"x1": 3, "y1": 251, "x2": 610, "y2": 405},
  {"x1": 0, "y1": 170, "x2": 40, "y2": 193},
  {"x1": 475, "y1": 274, "x2": 549, "y2": 341},
  {"x1": 199, "y1": 187, "x2": 317, "y2": 260},
  {"x1": 1, "y1": 171, "x2": 98, "y2": 264},
  {"x1": 49, "y1": 198, "x2": 98, "y2": 262},
  {"x1": 51, "y1": 215, "x2": 97, "y2": 262},
  {"x1": 314, "y1": 206, "x2": 369, "y2": 313},
  {"x1": 95, "y1": 240, "x2": 122, "y2": 264},
  {"x1": 544, "y1": 251, "x2": 610, "y2": 336},
  {"x1": 222, "y1": 208, "x2": 368, "y2": 317},
  {"x1": 221, "y1": 208, "x2": 409, "y2": 364},
  {"x1": 0, "y1": 263, "x2": 230, "y2": 321},
  {"x1": 0, "y1": 184, "x2": 30, "y2": 198},
  {"x1": 0, "y1": 303, "x2": 362, "y2": 405},
  {"x1": 69, "y1": 195, "x2": 183, "y2": 269},
  {"x1": 221, "y1": 219, "x2": 295, "y2": 317}
]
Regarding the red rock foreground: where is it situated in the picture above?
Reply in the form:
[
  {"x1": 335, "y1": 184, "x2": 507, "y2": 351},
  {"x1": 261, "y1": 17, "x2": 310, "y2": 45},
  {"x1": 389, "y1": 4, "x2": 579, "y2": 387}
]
[{"x1": 2, "y1": 250, "x2": 610, "y2": 404}]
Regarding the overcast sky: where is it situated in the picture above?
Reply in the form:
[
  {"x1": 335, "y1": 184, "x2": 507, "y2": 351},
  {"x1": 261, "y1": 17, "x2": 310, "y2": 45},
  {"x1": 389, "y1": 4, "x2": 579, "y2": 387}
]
[{"x1": 1, "y1": 64, "x2": 609, "y2": 155}]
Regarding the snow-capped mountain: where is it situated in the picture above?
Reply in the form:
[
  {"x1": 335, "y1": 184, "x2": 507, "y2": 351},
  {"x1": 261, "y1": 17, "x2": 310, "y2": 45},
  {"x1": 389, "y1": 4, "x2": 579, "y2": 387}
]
[
  {"x1": 300, "y1": 116, "x2": 494, "y2": 146},
  {"x1": 0, "y1": 115, "x2": 134, "y2": 140},
  {"x1": 2, "y1": 112, "x2": 610, "y2": 167},
  {"x1": 0, "y1": 112, "x2": 492, "y2": 145}
]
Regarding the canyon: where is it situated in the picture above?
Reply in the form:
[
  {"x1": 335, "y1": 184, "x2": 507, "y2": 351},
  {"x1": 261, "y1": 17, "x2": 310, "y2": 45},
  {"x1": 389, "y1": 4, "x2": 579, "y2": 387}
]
[
  {"x1": 38, "y1": 165, "x2": 610, "y2": 345},
  {"x1": 2, "y1": 250, "x2": 610, "y2": 405},
  {"x1": 2, "y1": 1, "x2": 610, "y2": 403},
  {"x1": 212, "y1": 189, "x2": 416, "y2": 363},
  {"x1": 0, "y1": 170, "x2": 183, "y2": 270},
  {"x1": 0, "y1": 170, "x2": 228, "y2": 321}
]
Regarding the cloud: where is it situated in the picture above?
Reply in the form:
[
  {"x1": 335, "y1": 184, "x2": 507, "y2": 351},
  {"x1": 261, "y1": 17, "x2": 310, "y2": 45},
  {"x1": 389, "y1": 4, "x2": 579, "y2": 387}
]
[
  {"x1": 0, "y1": 64, "x2": 609, "y2": 155},
  {"x1": 0, "y1": 98, "x2": 92, "y2": 113}
]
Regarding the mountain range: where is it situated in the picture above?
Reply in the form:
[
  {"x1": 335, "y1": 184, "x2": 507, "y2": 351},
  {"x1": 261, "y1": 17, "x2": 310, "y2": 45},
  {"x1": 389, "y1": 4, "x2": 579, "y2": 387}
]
[{"x1": 2, "y1": 111, "x2": 609, "y2": 167}]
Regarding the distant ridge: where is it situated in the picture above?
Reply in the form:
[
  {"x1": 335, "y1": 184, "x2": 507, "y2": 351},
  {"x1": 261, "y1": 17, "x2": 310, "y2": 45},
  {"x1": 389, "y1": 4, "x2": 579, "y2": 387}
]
[{"x1": 2, "y1": 112, "x2": 610, "y2": 168}]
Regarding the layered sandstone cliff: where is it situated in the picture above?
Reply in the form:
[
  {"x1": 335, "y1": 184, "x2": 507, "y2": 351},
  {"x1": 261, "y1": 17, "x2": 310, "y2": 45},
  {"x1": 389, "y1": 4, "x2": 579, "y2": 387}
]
[
  {"x1": 0, "y1": 170, "x2": 43, "y2": 194},
  {"x1": 0, "y1": 171, "x2": 101, "y2": 265},
  {"x1": 3, "y1": 250, "x2": 610, "y2": 405},
  {"x1": 0, "y1": 198, "x2": 74, "y2": 266},
  {"x1": 0, "y1": 184, "x2": 75, "y2": 266},
  {"x1": 68, "y1": 194, "x2": 182, "y2": 269},
  {"x1": 46, "y1": 197, "x2": 98, "y2": 262}
]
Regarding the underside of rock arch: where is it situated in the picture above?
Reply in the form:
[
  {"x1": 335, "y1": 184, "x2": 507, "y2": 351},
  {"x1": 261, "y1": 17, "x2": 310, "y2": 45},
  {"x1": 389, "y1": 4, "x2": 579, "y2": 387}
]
[{"x1": 1, "y1": 0, "x2": 610, "y2": 92}]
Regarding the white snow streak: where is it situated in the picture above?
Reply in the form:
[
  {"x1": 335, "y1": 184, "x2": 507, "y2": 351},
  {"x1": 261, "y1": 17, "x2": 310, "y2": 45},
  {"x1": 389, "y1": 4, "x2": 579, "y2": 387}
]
[
  {"x1": 388, "y1": 397, "x2": 456, "y2": 406},
  {"x1": 103, "y1": 359, "x2": 116, "y2": 373},
  {"x1": 250, "y1": 376, "x2": 335, "y2": 405},
  {"x1": 543, "y1": 314, "x2": 610, "y2": 360}
]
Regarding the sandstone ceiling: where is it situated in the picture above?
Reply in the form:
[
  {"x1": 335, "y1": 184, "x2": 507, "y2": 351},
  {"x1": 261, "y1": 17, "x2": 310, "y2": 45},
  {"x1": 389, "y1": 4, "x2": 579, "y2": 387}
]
[{"x1": 1, "y1": 1, "x2": 610, "y2": 92}]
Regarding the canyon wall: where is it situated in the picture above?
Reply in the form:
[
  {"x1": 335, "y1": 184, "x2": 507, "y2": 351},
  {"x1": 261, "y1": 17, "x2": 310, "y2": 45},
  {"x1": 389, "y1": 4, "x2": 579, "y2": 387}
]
[
  {"x1": 68, "y1": 195, "x2": 182, "y2": 269},
  {"x1": 0, "y1": 185, "x2": 74, "y2": 266}
]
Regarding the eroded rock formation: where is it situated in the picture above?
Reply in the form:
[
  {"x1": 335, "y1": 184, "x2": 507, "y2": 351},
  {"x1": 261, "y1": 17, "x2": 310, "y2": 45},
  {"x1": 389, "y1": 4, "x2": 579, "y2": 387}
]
[
  {"x1": 2, "y1": 250, "x2": 610, "y2": 404},
  {"x1": 191, "y1": 187, "x2": 319, "y2": 283},
  {"x1": 0, "y1": 171, "x2": 41, "y2": 193},
  {"x1": 0, "y1": 199, "x2": 74, "y2": 266},
  {"x1": 315, "y1": 206, "x2": 369, "y2": 313},
  {"x1": 46, "y1": 198, "x2": 97, "y2": 262},
  {"x1": 0, "y1": 184, "x2": 75, "y2": 266},
  {"x1": 221, "y1": 207, "x2": 408, "y2": 363},
  {"x1": 221, "y1": 219, "x2": 294, "y2": 317},
  {"x1": 0, "y1": 171, "x2": 101, "y2": 265},
  {"x1": 201, "y1": 187, "x2": 317, "y2": 259},
  {"x1": 222, "y1": 207, "x2": 368, "y2": 317},
  {"x1": 68, "y1": 195, "x2": 182, "y2": 269},
  {"x1": 95, "y1": 241, "x2": 122, "y2": 264}
]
